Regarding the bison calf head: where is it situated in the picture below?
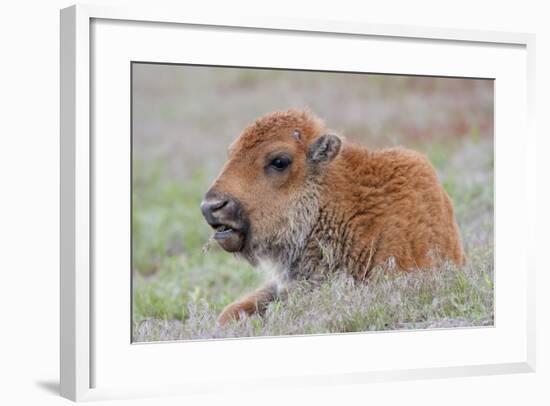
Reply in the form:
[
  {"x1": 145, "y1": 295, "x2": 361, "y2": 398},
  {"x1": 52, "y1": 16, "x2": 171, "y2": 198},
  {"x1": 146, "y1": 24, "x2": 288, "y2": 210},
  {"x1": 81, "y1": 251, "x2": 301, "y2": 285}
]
[{"x1": 201, "y1": 110, "x2": 341, "y2": 263}]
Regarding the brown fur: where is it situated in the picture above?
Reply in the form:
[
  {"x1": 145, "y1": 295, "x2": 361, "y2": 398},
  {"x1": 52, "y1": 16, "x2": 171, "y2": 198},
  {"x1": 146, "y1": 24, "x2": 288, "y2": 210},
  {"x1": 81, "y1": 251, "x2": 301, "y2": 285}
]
[{"x1": 204, "y1": 109, "x2": 465, "y2": 324}]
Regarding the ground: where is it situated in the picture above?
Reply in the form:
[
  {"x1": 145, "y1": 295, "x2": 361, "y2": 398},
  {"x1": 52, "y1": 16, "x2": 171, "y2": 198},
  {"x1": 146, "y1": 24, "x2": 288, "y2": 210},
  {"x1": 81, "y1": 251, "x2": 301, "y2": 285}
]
[{"x1": 131, "y1": 65, "x2": 494, "y2": 342}]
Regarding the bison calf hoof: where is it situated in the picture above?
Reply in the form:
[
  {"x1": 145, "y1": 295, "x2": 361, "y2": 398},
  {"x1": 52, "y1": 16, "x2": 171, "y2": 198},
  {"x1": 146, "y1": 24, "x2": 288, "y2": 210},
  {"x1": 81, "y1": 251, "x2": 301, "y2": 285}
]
[{"x1": 217, "y1": 302, "x2": 250, "y2": 326}]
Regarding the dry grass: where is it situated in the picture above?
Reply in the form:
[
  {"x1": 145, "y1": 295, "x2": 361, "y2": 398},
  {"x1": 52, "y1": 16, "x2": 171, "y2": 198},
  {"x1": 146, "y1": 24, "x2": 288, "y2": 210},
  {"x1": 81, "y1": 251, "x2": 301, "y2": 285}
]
[{"x1": 134, "y1": 250, "x2": 493, "y2": 342}]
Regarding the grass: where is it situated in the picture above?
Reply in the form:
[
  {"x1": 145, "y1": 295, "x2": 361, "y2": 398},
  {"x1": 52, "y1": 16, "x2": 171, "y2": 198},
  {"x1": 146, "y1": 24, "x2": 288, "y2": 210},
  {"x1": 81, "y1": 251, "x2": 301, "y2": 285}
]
[
  {"x1": 132, "y1": 137, "x2": 494, "y2": 342},
  {"x1": 134, "y1": 254, "x2": 493, "y2": 341}
]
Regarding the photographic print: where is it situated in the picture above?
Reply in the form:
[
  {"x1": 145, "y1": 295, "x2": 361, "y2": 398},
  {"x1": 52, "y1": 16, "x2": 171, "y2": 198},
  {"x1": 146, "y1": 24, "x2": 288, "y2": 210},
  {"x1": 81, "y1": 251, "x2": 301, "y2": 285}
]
[{"x1": 131, "y1": 63, "x2": 494, "y2": 342}]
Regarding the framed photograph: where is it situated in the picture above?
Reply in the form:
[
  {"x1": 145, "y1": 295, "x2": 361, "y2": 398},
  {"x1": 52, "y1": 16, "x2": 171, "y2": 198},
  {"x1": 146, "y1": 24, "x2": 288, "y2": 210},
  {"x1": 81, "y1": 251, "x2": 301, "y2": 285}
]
[{"x1": 60, "y1": 4, "x2": 536, "y2": 402}]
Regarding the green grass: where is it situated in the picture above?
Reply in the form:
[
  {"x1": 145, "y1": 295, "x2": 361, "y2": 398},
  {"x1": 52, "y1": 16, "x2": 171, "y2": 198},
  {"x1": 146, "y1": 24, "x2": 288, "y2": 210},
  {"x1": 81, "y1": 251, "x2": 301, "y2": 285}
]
[{"x1": 132, "y1": 138, "x2": 494, "y2": 342}]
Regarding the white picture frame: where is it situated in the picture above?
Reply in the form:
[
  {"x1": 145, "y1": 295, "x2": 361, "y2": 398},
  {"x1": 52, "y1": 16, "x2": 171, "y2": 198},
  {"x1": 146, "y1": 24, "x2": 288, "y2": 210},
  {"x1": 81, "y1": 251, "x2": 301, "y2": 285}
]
[{"x1": 60, "y1": 4, "x2": 536, "y2": 402}]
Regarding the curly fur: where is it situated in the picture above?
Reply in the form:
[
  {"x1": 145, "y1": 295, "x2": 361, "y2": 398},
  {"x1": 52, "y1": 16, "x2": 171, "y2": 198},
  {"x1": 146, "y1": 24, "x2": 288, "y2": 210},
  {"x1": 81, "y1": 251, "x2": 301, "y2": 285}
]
[{"x1": 207, "y1": 109, "x2": 464, "y2": 324}]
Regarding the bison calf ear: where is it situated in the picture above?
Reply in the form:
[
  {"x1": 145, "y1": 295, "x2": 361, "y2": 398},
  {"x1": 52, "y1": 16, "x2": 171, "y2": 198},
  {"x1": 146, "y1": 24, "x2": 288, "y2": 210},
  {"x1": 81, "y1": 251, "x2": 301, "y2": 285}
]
[{"x1": 307, "y1": 134, "x2": 342, "y2": 164}]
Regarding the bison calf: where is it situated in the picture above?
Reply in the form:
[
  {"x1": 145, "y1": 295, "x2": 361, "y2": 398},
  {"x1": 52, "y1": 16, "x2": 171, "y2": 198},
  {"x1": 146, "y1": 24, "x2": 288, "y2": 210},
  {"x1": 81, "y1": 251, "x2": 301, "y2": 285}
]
[{"x1": 200, "y1": 110, "x2": 464, "y2": 325}]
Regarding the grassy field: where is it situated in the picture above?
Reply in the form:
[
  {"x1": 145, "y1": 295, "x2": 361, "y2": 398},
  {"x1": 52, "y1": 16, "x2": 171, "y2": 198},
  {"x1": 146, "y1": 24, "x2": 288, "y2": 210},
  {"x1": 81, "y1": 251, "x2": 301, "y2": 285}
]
[{"x1": 131, "y1": 65, "x2": 494, "y2": 342}]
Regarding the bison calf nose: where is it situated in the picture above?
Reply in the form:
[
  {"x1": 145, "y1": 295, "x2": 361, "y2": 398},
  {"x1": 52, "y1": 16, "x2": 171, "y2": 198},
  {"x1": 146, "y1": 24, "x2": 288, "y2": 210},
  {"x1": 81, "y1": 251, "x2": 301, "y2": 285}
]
[
  {"x1": 200, "y1": 197, "x2": 229, "y2": 225},
  {"x1": 201, "y1": 198, "x2": 228, "y2": 214}
]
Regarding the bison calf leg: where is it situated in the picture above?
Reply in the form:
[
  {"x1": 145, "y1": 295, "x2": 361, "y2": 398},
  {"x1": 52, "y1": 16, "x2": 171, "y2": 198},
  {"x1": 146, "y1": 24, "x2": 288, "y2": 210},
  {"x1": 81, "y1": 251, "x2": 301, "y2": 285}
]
[{"x1": 217, "y1": 282, "x2": 280, "y2": 326}]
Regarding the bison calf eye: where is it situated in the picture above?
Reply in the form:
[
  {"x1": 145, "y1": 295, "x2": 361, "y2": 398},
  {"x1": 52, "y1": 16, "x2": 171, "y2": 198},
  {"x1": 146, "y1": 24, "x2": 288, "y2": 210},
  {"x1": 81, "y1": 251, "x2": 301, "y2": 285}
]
[{"x1": 268, "y1": 156, "x2": 291, "y2": 172}]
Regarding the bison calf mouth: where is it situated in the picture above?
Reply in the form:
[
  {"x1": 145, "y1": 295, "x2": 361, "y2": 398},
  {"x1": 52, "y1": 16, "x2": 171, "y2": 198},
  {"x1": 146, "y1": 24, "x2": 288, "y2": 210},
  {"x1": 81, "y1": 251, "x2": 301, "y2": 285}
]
[
  {"x1": 215, "y1": 224, "x2": 233, "y2": 236},
  {"x1": 211, "y1": 223, "x2": 246, "y2": 252}
]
